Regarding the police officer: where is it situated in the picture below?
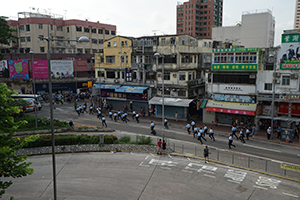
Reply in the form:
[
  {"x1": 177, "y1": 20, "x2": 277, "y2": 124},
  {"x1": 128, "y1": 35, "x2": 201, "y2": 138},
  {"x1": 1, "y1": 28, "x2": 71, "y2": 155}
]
[
  {"x1": 150, "y1": 121, "x2": 155, "y2": 134},
  {"x1": 97, "y1": 109, "x2": 102, "y2": 119},
  {"x1": 231, "y1": 125, "x2": 238, "y2": 140},
  {"x1": 135, "y1": 113, "x2": 139, "y2": 123},
  {"x1": 191, "y1": 120, "x2": 196, "y2": 131},
  {"x1": 132, "y1": 110, "x2": 136, "y2": 120},
  {"x1": 109, "y1": 111, "x2": 113, "y2": 120},
  {"x1": 228, "y1": 134, "x2": 236, "y2": 149},
  {"x1": 203, "y1": 124, "x2": 208, "y2": 136},
  {"x1": 186, "y1": 123, "x2": 191, "y2": 134},
  {"x1": 239, "y1": 128, "x2": 245, "y2": 143},
  {"x1": 193, "y1": 126, "x2": 198, "y2": 138},
  {"x1": 246, "y1": 127, "x2": 250, "y2": 140},
  {"x1": 198, "y1": 128, "x2": 207, "y2": 144},
  {"x1": 118, "y1": 110, "x2": 121, "y2": 120},
  {"x1": 164, "y1": 118, "x2": 169, "y2": 129},
  {"x1": 113, "y1": 112, "x2": 118, "y2": 122},
  {"x1": 209, "y1": 127, "x2": 215, "y2": 141},
  {"x1": 76, "y1": 105, "x2": 81, "y2": 116},
  {"x1": 102, "y1": 116, "x2": 107, "y2": 127},
  {"x1": 89, "y1": 105, "x2": 93, "y2": 114}
]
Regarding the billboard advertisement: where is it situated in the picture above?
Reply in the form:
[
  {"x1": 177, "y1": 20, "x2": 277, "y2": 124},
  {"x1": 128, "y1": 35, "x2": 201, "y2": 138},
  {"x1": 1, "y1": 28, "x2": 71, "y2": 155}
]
[
  {"x1": 213, "y1": 94, "x2": 256, "y2": 103},
  {"x1": 0, "y1": 60, "x2": 9, "y2": 78},
  {"x1": 33, "y1": 60, "x2": 48, "y2": 79},
  {"x1": 279, "y1": 33, "x2": 300, "y2": 70},
  {"x1": 50, "y1": 60, "x2": 74, "y2": 78},
  {"x1": 8, "y1": 60, "x2": 29, "y2": 79}
]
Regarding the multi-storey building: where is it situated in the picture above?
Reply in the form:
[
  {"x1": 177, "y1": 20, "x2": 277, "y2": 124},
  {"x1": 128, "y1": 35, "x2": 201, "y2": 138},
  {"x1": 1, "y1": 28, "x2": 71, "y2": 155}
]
[
  {"x1": 294, "y1": 0, "x2": 300, "y2": 29},
  {"x1": 176, "y1": 0, "x2": 223, "y2": 39},
  {"x1": 2, "y1": 12, "x2": 116, "y2": 54},
  {"x1": 212, "y1": 9, "x2": 275, "y2": 48}
]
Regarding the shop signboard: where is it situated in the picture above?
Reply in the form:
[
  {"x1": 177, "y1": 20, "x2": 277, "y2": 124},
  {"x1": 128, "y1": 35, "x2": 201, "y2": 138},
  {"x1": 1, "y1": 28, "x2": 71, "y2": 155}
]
[
  {"x1": 279, "y1": 33, "x2": 300, "y2": 70},
  {"x1": 212, "y1": 48, "x2": 259, "y2": 53},
  {"x1": 278, "y1": 102, "x2": 300, "y2": 115},
  {"x1": 212, "y1": 84, "x2": 256, "y2": 95},
  {"x1": 213, "y1": 94, "x2": 256, "y2": 103},
  {"x1": 8, "y1": 60, "x2": 29, "y2": 79},
  {"x1": 212, "y1": 63, "x2": 257, "y2": 71},
  {"x1": 100, "y1": 89, "x2": 148, "y2": 101}
]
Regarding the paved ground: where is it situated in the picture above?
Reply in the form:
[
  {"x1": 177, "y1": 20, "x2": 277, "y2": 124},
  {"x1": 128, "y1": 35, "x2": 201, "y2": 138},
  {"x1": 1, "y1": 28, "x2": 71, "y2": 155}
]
[{"x1": 2, "y1": 152, "x2": 300, "y2": 200}]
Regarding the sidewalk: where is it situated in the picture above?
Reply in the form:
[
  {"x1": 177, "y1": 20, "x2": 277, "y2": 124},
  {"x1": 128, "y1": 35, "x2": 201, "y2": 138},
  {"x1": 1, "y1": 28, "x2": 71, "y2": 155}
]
[{"x1": 115, "y1": 110, "x2": 300, "y2": 147}]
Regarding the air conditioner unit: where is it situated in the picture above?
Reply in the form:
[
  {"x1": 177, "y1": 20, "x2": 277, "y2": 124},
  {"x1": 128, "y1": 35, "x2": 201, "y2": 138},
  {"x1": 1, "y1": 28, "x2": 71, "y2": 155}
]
[
  {"x1": 249, "y1": 74, "x2": 256, "y2": 79},
  {"x1": 275, "y1": 79, "x2": 280, "y2": 84},
  {"x1": 114, "y1": 79, "x2": 119, "y2": 83},
  {"x1": 275, "y1": 72, "x2": 280, "y2": 77}
]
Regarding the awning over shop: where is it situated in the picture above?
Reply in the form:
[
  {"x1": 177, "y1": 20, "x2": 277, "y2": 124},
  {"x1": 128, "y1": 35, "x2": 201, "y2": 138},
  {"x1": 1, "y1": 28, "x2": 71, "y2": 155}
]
[
  {"x1": 149, "y1": 97, "x2": 193, "y2": 107},
  {"x1": 205, "y1": 100, "x2": 257, "y2": 116},
  {"x1": 200, "y1": 99, "x2": 208, "y2": 109},
  {"x1": 115, "y1": 86, "x2": 148, "y2": 94}
]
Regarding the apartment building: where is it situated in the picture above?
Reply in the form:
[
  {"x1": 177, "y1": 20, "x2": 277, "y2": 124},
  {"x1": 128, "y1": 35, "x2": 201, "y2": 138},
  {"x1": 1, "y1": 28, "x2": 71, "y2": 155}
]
[
  {"x1": 294, "y1": 0, "x2": 300, "y2": 29},
  {"x1": 176, "y1": 0, "x2": 223, "y2": 39},
  {"x1": 2, "y1": 12, "x2": 116, "y2": 54}
]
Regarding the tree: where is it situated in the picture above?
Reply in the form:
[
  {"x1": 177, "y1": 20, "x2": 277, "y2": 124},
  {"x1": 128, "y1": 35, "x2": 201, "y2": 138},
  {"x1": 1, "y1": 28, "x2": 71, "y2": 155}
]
[
  {"x1": 0, "y1": 16, "x2": 18, "y2": 60},
  {"x1": 0, "y1": 84, "x2": 38, "y2": 198}
]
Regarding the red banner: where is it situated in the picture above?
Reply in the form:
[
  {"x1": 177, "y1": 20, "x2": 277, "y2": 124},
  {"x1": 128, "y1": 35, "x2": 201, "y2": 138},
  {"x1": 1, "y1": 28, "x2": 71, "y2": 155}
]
[
  {"x1": 206, "y1": 107, "x2": 255, "y2": 116},
  {"x1": 278, "y1": 103, "x2": 300, "y2": 115}
]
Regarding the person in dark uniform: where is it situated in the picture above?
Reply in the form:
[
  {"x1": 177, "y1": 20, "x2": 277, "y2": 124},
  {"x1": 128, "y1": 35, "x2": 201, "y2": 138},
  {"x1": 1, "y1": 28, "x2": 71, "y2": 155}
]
[
  {"x1": 231, "y1": 125, "x2": 239, "y2": 140},
  {"x1": 102, "y1": 116, "x2": 107, "y2": 127},
  {"x1": 203, "y1": 146, "x2": 209, "y2": 163},
  {"x1": 209, "y1": 127, "x2": 215, "y2": 141},
  {"x1": 228, "y1": 134, "x2": 236, "y2": 149},
  {"x1": 162, "y1": 140, "x2": 167, "y2": 155}
]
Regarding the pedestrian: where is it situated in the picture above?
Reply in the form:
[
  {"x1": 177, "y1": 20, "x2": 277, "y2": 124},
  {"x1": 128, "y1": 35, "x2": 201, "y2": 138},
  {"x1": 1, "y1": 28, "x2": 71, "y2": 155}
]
[
  {"x1": 162, "y1": 140, "x2": 167, "y2": 155},
  {"x1": 142, "y1": 107, "x2": 146, "y2": 117},
  {"x1": 130, "y1": 101, "x2": 133, "y2": 112},
  {"x1": 157, "y1": 139, "x2": 162, "y2": 155},
  {"x1": 76, "y1": 105, "x2": 81, "y2": 116},
  {"x1": 198, "y1": 128, "x2": 204, "y2": 144},
  {"x1": 89, "y1": 105, "x2": 93, "y2": 114},
  {"x1": 239, "y1": 128, "x2": 245, "y2": 143},
  {"x1": 193, "y1": 126, "x2": 198, "y2": 138},
  {"x1": 135, "y1": 113, "x2": 139, "y2": 123},
  {"x1": 250, "y1": 125, "x2": 256, "y2": 137},
  {"x1": 231, "y1": 125, "x2": 239, "y2": 140},
  {"x1": 267, "y1": 127, "x2": 271, "y2": 140},
  {"x1": 97, "y1": 109, "x2": 102, "y2": 119},
  {"x1": 203, "y1": 124, "x2": 207, "y2": 136},
  {"x1": 186, "y1": 123, "x2": 191, "y2": 134},
  {"x1": 164, "y1": 118, "x2": 169, "y2": 129},
  {"x1": 203, "y1": 146, "x2": 209, "y2": 163},
  {"x1": 132, "y1": 110, "x2": 136, "y2": 120},
  {"x1": 199, "y1": 127, "x2": 207, "y2": 144},
  {"x1": 175, "y1": 111, "x2": 178, "y2": 121},
  {"x1": 209, "y1": 127, "x2": 215, "y2": 141},
  {"x1": 69, "y1": 120, "x2": 74, "y2": 130},
  {"x1": 118, "y1": 110, "x2": 121, "y2": 120},
  {"x1": 294, "y1": 126, "x2": 299, "y2": 139},
  {"x1": 121, "y1": 113, "x2": 126, "y2": 123},
  {"x1": 228, "y1": 134, "x2": 236, "y2": 149},
  {"x1": 191, "y1": 120, "x2": 195, "y2": 131},
  {"x1": 113, "y1": 112, "x2": 118, "y2": 122},
  {"x1": 109, "y1": 111, "x2": 113, "y2": 120},
  {"x1": 246, "y1": 127, "x2": 250, "y2": 140},
  {"x1": 277, "y1": 125, "x2": 282, "y2": 139},
  {"x1": 83, "y1": 103, "x2": 87, "y2": 113},
  {"x1": 102, "y1": 116, "x2": 107, "y2": 127},
  {"x1": 74, "y1": 102, "x2": 77, "y2": 111}
]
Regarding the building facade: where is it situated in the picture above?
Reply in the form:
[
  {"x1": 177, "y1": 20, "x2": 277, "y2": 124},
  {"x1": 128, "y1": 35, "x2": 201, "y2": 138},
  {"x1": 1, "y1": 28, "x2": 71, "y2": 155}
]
[
  {"x1": 176, "y1": 0, "x2": 223, "y2": 39},
  {"x1": 2, "y1": 12, "x2": 116, "y2": 55},
  {"x1": 212, "y1": 9, "x2": 275, "y2": 48},
  {"x1": 294, "y1": 0, "x2": 300, "y2": 29}
]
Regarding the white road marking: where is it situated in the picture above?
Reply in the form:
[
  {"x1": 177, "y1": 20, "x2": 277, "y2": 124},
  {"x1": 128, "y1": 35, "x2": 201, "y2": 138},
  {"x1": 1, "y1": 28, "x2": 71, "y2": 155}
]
[
  {"x1": 253, "y1": 186, "x2": 268, "y2": 190},
  {"x1": 282, "y1": 192, "x2": 299, "y2": 198},
  {"x1": 227, "y1": 180, "x2": 241, "y2": 184},
  {"x1": 271, "y1": 160, "x2": 283, "y2": 164},
  {"x1": 243, "y1": 144, "x2": 281, "y2": 153},
  {"x1": 202, "y1": 170, "x2": 214, "y2": 174},
  {"x1": 168, "y1": 155, "x2": 172, "y2": 159},
  {"x1": 145, "y1": 156, "x2": 149, "y2": 160},
  {"x1": 182, "y1": 170, "x2": 193, "y2": 173},
  {"x1": 161, "y1": 167, "x2": 171, "y2": 170},
  {"x1": 203, "y1": 174, "x2": 216, "y2": 178},
  {"x1": 187, "y1": 157, "x2": 191, "y2": 161}
]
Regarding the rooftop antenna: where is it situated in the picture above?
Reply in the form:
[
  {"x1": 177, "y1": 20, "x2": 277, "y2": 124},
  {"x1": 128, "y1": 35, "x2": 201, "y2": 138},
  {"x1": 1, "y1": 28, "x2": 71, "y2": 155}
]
[{"x1": 63, "y1": 9, "x2": 67, "y2": 20}]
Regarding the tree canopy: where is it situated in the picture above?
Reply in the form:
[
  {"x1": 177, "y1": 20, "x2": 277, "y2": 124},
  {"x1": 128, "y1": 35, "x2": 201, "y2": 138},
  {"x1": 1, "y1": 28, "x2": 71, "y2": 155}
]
[
  {"x1": 0, "y1": 84, "x2": 38, "y2": 198},
  {"x1": 0, "y1": 16, "x2": 18, "y2": 60}
]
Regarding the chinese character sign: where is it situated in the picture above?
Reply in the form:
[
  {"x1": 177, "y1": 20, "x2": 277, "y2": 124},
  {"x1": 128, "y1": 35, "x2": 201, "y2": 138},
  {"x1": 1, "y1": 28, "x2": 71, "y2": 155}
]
[
  {"x1": 8, "y1": 60, "x2": 29, "y2": 79},
  {"x1": 280, "y1": 34, "x2": 300, "y2": 70},
  {"x1": 125, "y1": 68, "x2": 132, "y2": 82},
  {"x1": 33, "y1": 60, "x2": 48, "y2": 79}
]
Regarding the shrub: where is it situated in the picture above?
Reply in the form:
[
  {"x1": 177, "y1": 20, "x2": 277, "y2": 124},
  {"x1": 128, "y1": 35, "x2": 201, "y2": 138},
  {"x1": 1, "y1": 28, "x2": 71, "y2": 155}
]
[
  {"x1": 114, "y1": 135, "x2": 131, "y2": 144},
  {"x1": 104, "y1": 135, "x2": 118, "y2": 144},
  {"x1": 135, "y1": 135, "x2": 152, "y2": 145}
]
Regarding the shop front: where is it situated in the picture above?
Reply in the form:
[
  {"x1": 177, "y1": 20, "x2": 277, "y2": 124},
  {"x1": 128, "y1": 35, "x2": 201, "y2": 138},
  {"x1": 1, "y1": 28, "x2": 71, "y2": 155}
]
[
  {"x1": 35, "y1": 82, "x2": 76, "y2": 95},
  {"x1": 204, "y1": 100, "x2": 257, "y2": 125}
]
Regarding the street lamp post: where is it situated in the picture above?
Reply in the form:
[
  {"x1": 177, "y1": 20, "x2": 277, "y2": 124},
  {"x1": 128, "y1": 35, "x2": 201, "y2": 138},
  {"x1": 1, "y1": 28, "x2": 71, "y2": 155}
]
[
  {"x1": 39, "y1": 24, "x2": 89, "y2": 200},
  {"x1": 29, "y1": 51, "x2": 38, "y2": 129},
  {"x1": 154, "y1": 53, "x2": 164, "y2": 142}
]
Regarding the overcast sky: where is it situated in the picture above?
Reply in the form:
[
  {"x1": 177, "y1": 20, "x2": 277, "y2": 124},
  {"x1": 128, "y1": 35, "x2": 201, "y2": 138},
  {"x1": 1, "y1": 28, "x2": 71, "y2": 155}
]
[{"x1": 1, "y1": 0, "x2": 296, "y2": 46}]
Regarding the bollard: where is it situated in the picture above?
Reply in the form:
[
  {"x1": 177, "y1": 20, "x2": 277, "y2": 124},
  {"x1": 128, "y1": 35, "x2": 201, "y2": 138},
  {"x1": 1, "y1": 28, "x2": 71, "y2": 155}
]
[
  {"x1": 248, "y1": 157, "x2": 250, "y2": 168},
  {"x1": 265, "y1": 160, "x2": 268, "y2": 172},
  {"x1": 217, "y1": 151, "x2": 219, "y2": 161},
  {"x1": 195, "y1": 146, "x2": 197, "y2": 156},
  {"x1": 99, "y1": 134, "x2": 104, "y2": 144},
  {"x1": 284, "y1": 169, "x2": 286, "y2": 177},
  {"x1": 173, "y1": 143, "x2": 175, "y2": 152},
  {"x1": 232, "y1": 154, "x2": 234, "y2": 164},
  {"x1": 182, "y1": 144, "x2": 184, "y2": 154}
]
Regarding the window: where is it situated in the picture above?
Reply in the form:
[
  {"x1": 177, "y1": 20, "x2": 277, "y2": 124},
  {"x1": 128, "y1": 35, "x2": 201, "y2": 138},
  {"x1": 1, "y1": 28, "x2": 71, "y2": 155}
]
[
  {"x1": 26, "y1": 36, "x2": 31, "y2": 42},
  {"x1": 106, "y1": 71, "x2": 115, "y2": 78},
  {"x1": 40, "y1": 47, "x2": 45, "y2": 53},
  {"x1": 282, "y1": 76, "x2": 290, "y2": 86},
  {"x1": 25, "y1": 48, "x2": 30, "y2": 53},
  {"x1": 38, "y1": 24, "x2": 43, "y2": 29},
  {"x1": 26, "y1": 24, "x2": 30, "y2": 31},
  {"x1": 92, "y1": 39, "x2": 97, "y2": 44},
  {"x1": 163, "y1": 73, "x2": 170, "y2": 80},
  {"x1": 182, "y1": 38, "x2": 185, "y2": 45},
  {"x1": 182, "y1": 55, "x2": 193, "y2": 63},
  {"x1": 91, "y1": 28, "x2": 96, "y2": 33},
  {"x1": 67, "y1": 27, "x2": 69, "y2": 33},
  {"x1": 107, "y1": 42, "x2": 111, "y2": 47},
  {"x1": 50, "y1": 25, "x2": 53, "y2": 30},
  {"x1": 161, "y1": 38, "x2": 166, "y2": 45},
  {"x1": 121, "y1": 41, "x2": 124, "y2": 46},
  {"x1": 125, "y1": 41, "x2": 128, "y2": 46},
  {"x1": 19, "y1": 48, "x2": 24, "y2": 53},
  {"x1": 113, "y1": 41, "x2": 117, "y2": 47},
  {"x1": 106, "y1": 56, "x2": 115, "y2": 63},
  {"x1": 170, "y1": 37, "x2": 175, "y2": 45},
  {"x1": 178, "y1": 89, "x2": 186, "y2": 96},
  {"x1": 111, "y1": 30, "x2": 116, "y2": 35},
  {"x1": 188, "y1": 72, "x2": 192, "y2": 80},
  {"x1": 99, "y1": 39, "x2": 103, "y2": 44},
  {"x1": 85, "y1": 49, "x2": 90, "y2": 54},
  {"x1": 84, "y1": 27, "x2": 90, "y2": 33},
  {"x1": 264, "y1": 83, "x2": 272, "y2": 90},
  {"x1": 98, "y1": 29, "x2": 103, "y2": 34},
  {"x1": 179, "y1": 72, "x2": 186, "y2": 81},
  {"x1": 19, "y1": 25, "x2": 24, "y2": 31},
  {"x1": 105, "y1": 30, "x2": 110, "y2": 35},
  {"x1": 77, "y1": 48, "x2": 83, "y2": 53},
  {"x1": 76, "y1": 26, "x2": 82, "y2": 32},
  {"x1": 57, "y1": 26, "x2": 63, "y2": 31},
  {"x1": 20, "y1": 37, "x2": 25, "y2": 42},
  {"x1": 265, "y1": 63, "x2": 274, "y2": 70}
]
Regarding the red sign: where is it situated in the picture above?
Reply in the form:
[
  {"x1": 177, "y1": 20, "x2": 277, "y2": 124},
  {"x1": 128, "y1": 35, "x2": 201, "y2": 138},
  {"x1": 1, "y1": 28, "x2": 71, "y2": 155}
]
[
  {"x1": 278, "y1": 103, "x2": 300, "y2": 115},
  {"x1": 206, "y1": 107, "x2": 255, "y2": 116}
]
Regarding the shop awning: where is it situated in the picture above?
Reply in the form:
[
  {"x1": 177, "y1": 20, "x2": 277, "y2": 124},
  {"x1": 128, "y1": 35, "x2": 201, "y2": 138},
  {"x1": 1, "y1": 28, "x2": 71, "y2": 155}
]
[
  {"x1": 115, "y1": 86, "x2": 148, "y2": 94},
  {"x1": 205, "y1": 100, "x2": 257, "y2": 116},
  {"x1": 200, "y1": 99, "x2": 208, "y2": 109},
  {"x1": 149, "y1": 97, "x2": 193, "y2": 107}
]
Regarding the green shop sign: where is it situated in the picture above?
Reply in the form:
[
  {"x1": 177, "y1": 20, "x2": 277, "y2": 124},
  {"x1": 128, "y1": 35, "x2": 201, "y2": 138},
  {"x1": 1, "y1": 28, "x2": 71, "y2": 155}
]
[
  {"x1": 212, "y1": 64, "x2": 257, "y2": 71},
  {"x1": 281, "y1": 34, "x2": 300, "y2": 43},
  {"x1": 212, "y1": 48, "x2": 259, "y2": 53}
]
